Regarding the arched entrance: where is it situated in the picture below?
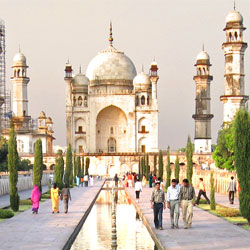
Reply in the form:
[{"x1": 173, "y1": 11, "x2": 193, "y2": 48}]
[{"x1": 96, "y1": 105, "x2": 128, "y2": 153}]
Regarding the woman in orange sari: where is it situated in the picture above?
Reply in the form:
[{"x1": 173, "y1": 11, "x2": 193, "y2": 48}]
[{"x1": 51, "y1": 183, "x2": 60, "y2": 213}]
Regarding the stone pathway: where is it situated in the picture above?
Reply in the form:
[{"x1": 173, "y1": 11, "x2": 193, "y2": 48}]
[
  {"x1": 0, "y1": 185, "x2": 49, "y2": 209},
  {"x1": 126, "y1": 186, "x2": 250, "y2": 250},
  {"x1": 0, "y1": 181, "x2": 104, "y2": 250}
]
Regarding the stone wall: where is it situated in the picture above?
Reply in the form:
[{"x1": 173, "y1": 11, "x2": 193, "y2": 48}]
[{"x1": 0, "y1": 174, "x2": 50, "y2": 196}]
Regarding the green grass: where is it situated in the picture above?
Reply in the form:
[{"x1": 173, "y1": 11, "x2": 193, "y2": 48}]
[
  {"x1": 243, "y1": 225, "x2": 250, "y2": 230},
  {"x1": 197, "y1": 204, "x2": 250, "y2": 231},
  {"x1": 225, "y1": 217, "x2": 248, "y2": 224}
]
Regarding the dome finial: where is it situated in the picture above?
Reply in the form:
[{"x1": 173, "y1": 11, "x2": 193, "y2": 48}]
[
  {"x1": 234, "y1": 0, "x2": 236, "y2": 10},
  {"x1": 141, "y1": 64, "x2": 144, "y2": 72},
  {"x1": 202, "y1": 43, "x2": 205, "y2": 51},
  {"x1": 109, "y1": 21, "x2": 113, "y2": 46},
  {"x1": 18, "y1": 44, "x2": 21, "y2": 53},
  {"x1": 79, "y1": 65, "x2": 82, "y2": 73}
]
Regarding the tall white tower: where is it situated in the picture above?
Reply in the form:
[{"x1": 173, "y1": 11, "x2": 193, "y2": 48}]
[
  {"x1": 220, "y1": 8, "x2": 248, "y2": 125},
  {"x1": 11, "y1": 51, "x2": 30, "y2": 129},
  {"x1": 192, "y1": 49, "x2": 213, "y2": 153}
]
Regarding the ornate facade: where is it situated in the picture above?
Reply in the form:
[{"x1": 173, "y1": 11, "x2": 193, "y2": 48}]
[{"x1": 65, "y1": 25, "x2": 159, "y2": 153}]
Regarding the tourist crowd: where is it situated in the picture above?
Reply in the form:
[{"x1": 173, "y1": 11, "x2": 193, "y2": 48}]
[{"x1": 126, "y1": 172, "x2": 238, "y2": 230}]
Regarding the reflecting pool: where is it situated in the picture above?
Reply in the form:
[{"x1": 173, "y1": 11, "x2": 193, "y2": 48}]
[{"x1": 71, "y1": 182, "x2": 156, "y2": 250}]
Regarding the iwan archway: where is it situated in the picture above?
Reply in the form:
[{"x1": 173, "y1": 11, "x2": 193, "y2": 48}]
[{"x1": 96, "y1": 105, "x2": 128, "y2": 153}]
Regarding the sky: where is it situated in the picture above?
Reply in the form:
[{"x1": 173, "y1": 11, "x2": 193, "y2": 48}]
[{"x1": 1, "y1": 0, "x2": 250, "y2": 150}]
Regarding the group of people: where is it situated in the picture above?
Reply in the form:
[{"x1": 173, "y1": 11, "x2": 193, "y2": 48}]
[
  {"x1": 149, "y1": 175, "x2": 238, "y2": 230},
  {"x1": 124, "y1": 172, "x2": 162, "y2": 189},
  {"x1": 31, "y1": 183, "x2": 72, "y2": 214},
  {"x1": 76, "y1": 174, "x2": 94, "y2": 187},
  {"x1": 150, "y1": 178, "x2": 196, "y2": 230}
]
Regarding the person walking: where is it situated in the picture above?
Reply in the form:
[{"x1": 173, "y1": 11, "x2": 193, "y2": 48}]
[
  {"x1": 228, "y1": 176, "x2": 237, "y2": 204},
  {"x1": 195, "y1": 178, "x2": 210, "y2": 205},
  {"x1": 150, "y1": 182, "x2": 166, "y2": 230},
  {"x1": 60, "y1": 184, "x2": 72, "y2": 213},
  {"x1": 180, "y1": 179, "x2": 195, "y2": 229},
  {"x1": 114, "y1": 173, "x2": 119, "y2": 187},
  {"x1": 31, "y1": 185, "x2": 41, "y2": 214},
  {"x1": 128, "y1": 173, "x2": 133, "y2": 187},
  {"x1": 149, "y1": 174, "x2": 153, "y2": 188},
  {"x1": 167, "y1": 179, "x2": 180, "y2": 229},
  {"x1": 84, "y1": 174, "x2": 89, "y2": 187},
  {"x1": 135, "y1": 177, "x2": 142, "y2": 202},
  {"x1": 51, "y1": 183, "x2": 60, "y2": 214},
  {"x1": 142, "y1": 175, "x2": 147, "y2": 187},
  {"x1": 89, "y1": 175, "x2": 94, "y2": 187}
]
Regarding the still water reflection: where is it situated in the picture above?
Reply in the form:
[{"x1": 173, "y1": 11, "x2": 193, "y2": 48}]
[{"x1": 71, "y1": 184, "x2": 156, "y2": 250}]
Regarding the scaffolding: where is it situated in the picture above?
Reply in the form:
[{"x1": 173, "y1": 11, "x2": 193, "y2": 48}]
[{"x1": 0, "y1": 19, "x2": 10, "y2": 130}]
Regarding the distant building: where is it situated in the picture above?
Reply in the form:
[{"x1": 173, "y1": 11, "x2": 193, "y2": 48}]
[
  {"x1": 220, "y1": 8, "x2": 249, "y2": 125},
  {"x1": 65, "y1": 24, "x2": 159, "y2": 153},
  {"x1": 192, "y1": 48, "x2": 213, "y2": 153},
  {"x1": 1, "y1": 51, "x2": 55, "y2": 154}
]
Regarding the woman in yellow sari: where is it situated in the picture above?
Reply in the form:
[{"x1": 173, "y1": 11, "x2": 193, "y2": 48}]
[{"x1": 51, "y1": 183, "x2": 60, "y2": 213}]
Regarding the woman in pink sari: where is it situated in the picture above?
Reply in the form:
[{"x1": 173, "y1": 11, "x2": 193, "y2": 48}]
[{"x1": 31, "y1": 185, "x2": 41, "y2": 214}]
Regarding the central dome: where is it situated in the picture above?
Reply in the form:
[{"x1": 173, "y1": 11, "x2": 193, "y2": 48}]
[{"x1": 86, "y1": 45, "x2": 137, "y2": 82}]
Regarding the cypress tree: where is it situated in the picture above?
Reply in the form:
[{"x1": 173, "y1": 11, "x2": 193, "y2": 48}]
[
  {"x1": 54, "y1": 150, "x2": 64, "y2": 189},
  {"x1": 73, "y1": 153, "x2": 77, "y2": 184},
  {"x1": 186, "y1": 136, "x2": 193, "y2": 184},
  {"x1": 140, "y1": 157, "x2": 143, "y2": 179},
  {"x1": 81, "y1": 157, "x2": 84, "y2": 178},
  {"x1": 33, "y1": 139, "x2": 43, "y2": 192},
  {"x1": 175, "y1": 153, "x2": 180, "y2": 180},
  {"x1": 141, "y1": 156, "x2": 144, "y2": 176},
  {"x1": 145, "y1": 153, "x2": 149, "y2": 179},
  {"x1": 165, "y1": 147, "x2": 171, "y2": 191},
  {"x1": 65, "y1": 144, "x2": 73, "y2": 186},
  {"x1": 210, "y1": 171, "x2": 216, "y2": 210},
  {"x1": 234, "y1": 109, "x2": 250, "y2": 225},
  {"x1": 8, "y1": 123, "x2": 19, "y2": 211},
  {"x1": 76, "y1": 156, "x2": 81, "y2": 178},
  {"x1": 85, "y1": 157, "x2": 90, "y2": 175},
  {"x1": 158, "y1": 150, "x2": 163, "y2": 179},
  {"x1": 138, "y1": 157, "x2": 141, "y2": 179},
  {"x1": 153, "y1": 154, "x2": 157, "y2": 176}
]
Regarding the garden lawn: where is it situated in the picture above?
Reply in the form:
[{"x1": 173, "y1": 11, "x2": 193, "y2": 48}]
[{"x1": 197, "y1": 203, "x2": 249, "y2": 231}]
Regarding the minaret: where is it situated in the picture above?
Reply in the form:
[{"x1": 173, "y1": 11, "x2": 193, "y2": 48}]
[
  {"x1": 220, "y1": 7, "x2": 248, "y2": 125},
  {"x1": 149, "y1": 60, "x2": 159, "y2": 107},
  {"x1": 64, "y1": 60, "x2": 73, "y2": 146},
  {"x1": 192, "y1": 48, "x2": 213, "y2": 153},
  {"x1": 11, "y1": 51, "x2": 30, "y2": 129}
]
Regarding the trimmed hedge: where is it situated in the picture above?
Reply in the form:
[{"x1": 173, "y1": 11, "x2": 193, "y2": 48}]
[
  {"x1": 0, "y1": 209, "x2": 14, "y2": 219},
  {"x1": 217, "y1": 208, "x2": 240, "y2": 217},
  {"x1": 41, "y1": 194, "x2": 50, "y2": 199},
  {"x1": 19, "y1": 200, "x2": 32, "y2": 206}
]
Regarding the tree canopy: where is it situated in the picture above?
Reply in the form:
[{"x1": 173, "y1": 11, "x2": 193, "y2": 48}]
[{"x1": 212, "y1": 125, "x2": 235, "y2": 170}]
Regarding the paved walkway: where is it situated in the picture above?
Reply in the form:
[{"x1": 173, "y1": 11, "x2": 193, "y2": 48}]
[
  {"x1": 126, "y1": 187, "x2": 250, "y2": 250},
  {"x1": 0, "y1": 185, "x2": 49, "y2": 209},
  {"x1": 0, "y1": 181, "x2": 104, "y2": 250}
]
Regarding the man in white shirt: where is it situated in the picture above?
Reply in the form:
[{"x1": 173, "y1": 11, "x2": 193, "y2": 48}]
[{"x1": 167, "y1": 179, "x2": 180, "y2": 229}]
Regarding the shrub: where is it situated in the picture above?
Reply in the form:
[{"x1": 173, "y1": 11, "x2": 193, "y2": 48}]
[
  {"x1": 199, "y1": 199, "x2": 209, "y2": 204},
  {"x1": 41, "y1": 194, "x2": 50, "y2": 199},
  {"x1": 19, "y1": 200, "x2": 32, "y2": 205},
  {"x1": 0, "y1": 209, "x2": 14, "y2": 218},
  {"x1": 217, "y1": 208, "x2": 240, "y2": 217}
]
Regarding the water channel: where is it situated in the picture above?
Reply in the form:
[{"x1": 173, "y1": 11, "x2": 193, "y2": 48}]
[{"x1": 71, "y1": 181, "x2": 157, "y2": 250}]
